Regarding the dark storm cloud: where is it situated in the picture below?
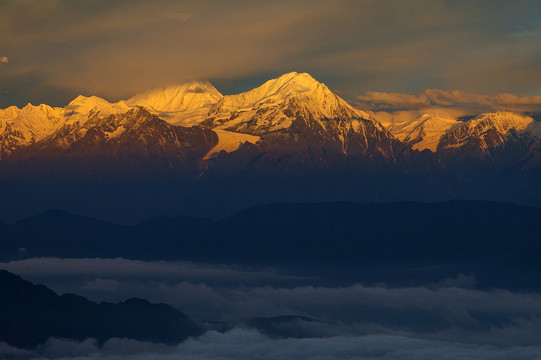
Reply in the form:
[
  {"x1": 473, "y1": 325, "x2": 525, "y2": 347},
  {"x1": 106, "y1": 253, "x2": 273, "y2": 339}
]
[{"x1": 0, "y1": 0, "x2": 540, "y2": 107}]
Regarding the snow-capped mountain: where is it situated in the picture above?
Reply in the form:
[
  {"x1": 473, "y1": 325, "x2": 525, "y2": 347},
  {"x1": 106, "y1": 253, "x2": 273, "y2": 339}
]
[
  {"x1": 127, "y1": 81, "x2": 221, "y2": 113},
  {"x1": 0, "y1": 72, "x2": 403, "y2": 162},
  {"x1": 65, "y1": 95, "x2": 131, "y2": 119},
  {"x1": 1, "y1": 73, "x2": 540, "y2": 168},
  {"x1": 0, "y1": 82, "x2": 222, "y2": 159},
  {"x1": 0, "y1": 104, "x2": 65, "y2": 159},
  {"x1": 204, "y1": 72, "x2": 372, "y2": 135},
  {"x1": 15, "y1": 107, "x2": 218, "y2": 166},
  {"x1": 429, "y1": 111, "x2": 541, "y2": 169},
  {"x1": 201, "y1": 72, "x2": 401, "y2": 160},
  {"x1": 0, "y1": 95, "x2": 140, "y2": 159},
  {"x1": 438, "y1": 112, "x2": 540, "y2": 152},
  {"x1": 379, "y1": 113, "x2": 461, "y2": 152},
  {"x1": 126, "y1": 81, "x2": 223, "y2": 127}
]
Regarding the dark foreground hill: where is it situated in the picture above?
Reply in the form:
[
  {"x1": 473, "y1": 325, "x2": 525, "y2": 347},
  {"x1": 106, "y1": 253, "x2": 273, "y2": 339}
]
[
  {"x1": 1, "y1": 201, "x2": 540, "y2": 289},
  {"x1": 0, "y1": 270, "x2": 202, "y2": 348}
]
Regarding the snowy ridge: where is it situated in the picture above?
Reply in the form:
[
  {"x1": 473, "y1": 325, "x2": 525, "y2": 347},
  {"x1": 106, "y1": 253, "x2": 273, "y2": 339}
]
[
  {"x1": 439, "y1": 112, "x2": 539, "y2": 151},
  {"x1": 0, "y1": 104, "x2": 66, "y2": 158},
  {"x1": 16, "y1": 106, "x2": 219, "y2": 165},
  {"x1": 3, "y1": 73, "x2": 540, "y2": 162},
  {"x1": 66, "y1": 95, "x2": 130, "y2": 120},
  {"x1": 126, "y1": 81, "x2": 223, "y2": 127},
  {"x1": 0, "y1": 73, "x2": 393, "y2": 160},
  {"x1": 0, "y1": 82, "x2": 222, "y2": 157},
  {"x1": 126, "y1": 81, "x2": 222, "y2": 113},
  {"x1": 0, "y1": 98, "x2": 134, "y2": 158},
  {"x1": 205, "y1": 72, "x2": 373, "y2": 135},
  {"x1": 35, "y1": 107, "x2": 154, "y2": 151},
  {"x1": 378, "y1": 111, "x2": 541, "y2": 152},
  {"x1": 379, "y1": 113, "x2": 461, "y2": 152}
]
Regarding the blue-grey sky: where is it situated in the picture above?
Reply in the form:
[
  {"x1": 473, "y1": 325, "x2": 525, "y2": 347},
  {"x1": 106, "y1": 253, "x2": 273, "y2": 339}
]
[{"x1": 1, "y1": 0, "x2": 540, "y2": 107}]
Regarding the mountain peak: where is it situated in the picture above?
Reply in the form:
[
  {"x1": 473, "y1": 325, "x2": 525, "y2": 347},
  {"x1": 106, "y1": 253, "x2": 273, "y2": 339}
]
[
  {"x1": 204, "y1": 72, "x2": 372, "y2": 135},
  {"x1": 65, "y1": 95, "x2": 130, "y2": 122},
  {"x1": 271, "y1": 71, "x2": 320, "y2": 88},
  {"x1": 250, "y1": 72, "x2": 324, "y2": 101},
  {"x1": 437, "y1": 111, "x2": 538, "y2": 152},
  {"x1": 462, "y1": 111, "x2": 534, "y2": 137},
  {"x1": 126, "y1": 81, "x2": 223, "y2": 113},
  {"x1": 208, "y1": 72, "x2": 341, "y2": 115},
  {"x1": 67, "y1": 95, "x2": 115, "y2": 110}
]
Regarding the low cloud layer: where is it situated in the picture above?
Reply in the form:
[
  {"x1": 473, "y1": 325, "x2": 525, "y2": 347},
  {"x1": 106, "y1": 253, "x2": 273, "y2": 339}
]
[
  {"x1": 2, "y1": 257, "x2": 541, "y2": 349},
  {"x1": 2, "y1": 330, "x2": 541, "y2": 360}
]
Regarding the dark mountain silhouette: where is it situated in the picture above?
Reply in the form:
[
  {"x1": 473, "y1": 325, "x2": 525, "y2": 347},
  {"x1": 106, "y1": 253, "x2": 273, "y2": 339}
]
[
  {"x1": 0, "y1": 269, "x2": 202, "y2": 349},
  {"x1": 1, "y1": 201, "x2": 540, "y2": 290}
]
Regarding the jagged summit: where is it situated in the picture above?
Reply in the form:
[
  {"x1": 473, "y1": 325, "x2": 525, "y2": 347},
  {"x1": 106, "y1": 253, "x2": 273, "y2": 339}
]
[
  {"x1": 380, "y1": 113, "x2": 461, "y2": 152},
  {"x1": 403, "y1": 114, "x2": 461, "y2": 152},
  {"x1": 0, "y1": 103, "x2": 66, "y2": 158},
  {"x1": 15, "y1": 105, "x2": 218, "y2": 164},
  {"x1": 438, "y1": 111, "x2": 539, "y2": 151},
  {"x1": 205, "y1": 72, "x2": 372, "y2": 135},
  {"x1": 67, "y1": 95, "x2": 112, "y2": 109},
  {"x1": 210, "y1": 72, "x2": 358, "y2": 113},
  {"x1": 233, "y1": 72, "x2": 323, "y2": 105}
]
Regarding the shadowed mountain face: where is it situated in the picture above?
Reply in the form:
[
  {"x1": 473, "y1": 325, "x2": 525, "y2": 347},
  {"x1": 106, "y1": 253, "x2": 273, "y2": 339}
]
[
  {"x1": 1, "y1": 201, "x2": 540, "y2": 290},
  {"x1": 0, "y1": 270, "x2": 202, "y2": 349}
]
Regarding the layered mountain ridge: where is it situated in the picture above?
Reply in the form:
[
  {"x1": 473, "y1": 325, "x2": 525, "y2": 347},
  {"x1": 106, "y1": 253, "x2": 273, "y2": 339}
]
[{"x1": 0, "y1": 72, "x2": 540, "y2": 222}]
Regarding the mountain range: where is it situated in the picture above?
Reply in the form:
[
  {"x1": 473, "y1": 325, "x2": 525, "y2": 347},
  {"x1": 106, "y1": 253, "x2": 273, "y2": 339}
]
[
  {"x1": 1, "y1": 72, "x2": 540, "y2": 222},
  {"x1": 2, "y1": 201, "x2": 540, "y2": 290}
]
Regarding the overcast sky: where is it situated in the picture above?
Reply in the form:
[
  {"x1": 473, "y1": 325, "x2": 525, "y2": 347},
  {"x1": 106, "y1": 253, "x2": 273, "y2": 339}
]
[{"x1": 1, "y1": 0, "x2": 540, "y2": 107}]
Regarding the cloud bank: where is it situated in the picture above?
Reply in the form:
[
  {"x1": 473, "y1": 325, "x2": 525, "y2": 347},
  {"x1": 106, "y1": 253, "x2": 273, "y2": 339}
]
[
  {"x1": 2, "y1": 330, "x2": 541, "y2": 360},
  {"x1": 357, "y1": 89, "x2": 541, "y2": 113},
  {"x1": 3, "y1": 257, "x2": 541, "y2": 349}
]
